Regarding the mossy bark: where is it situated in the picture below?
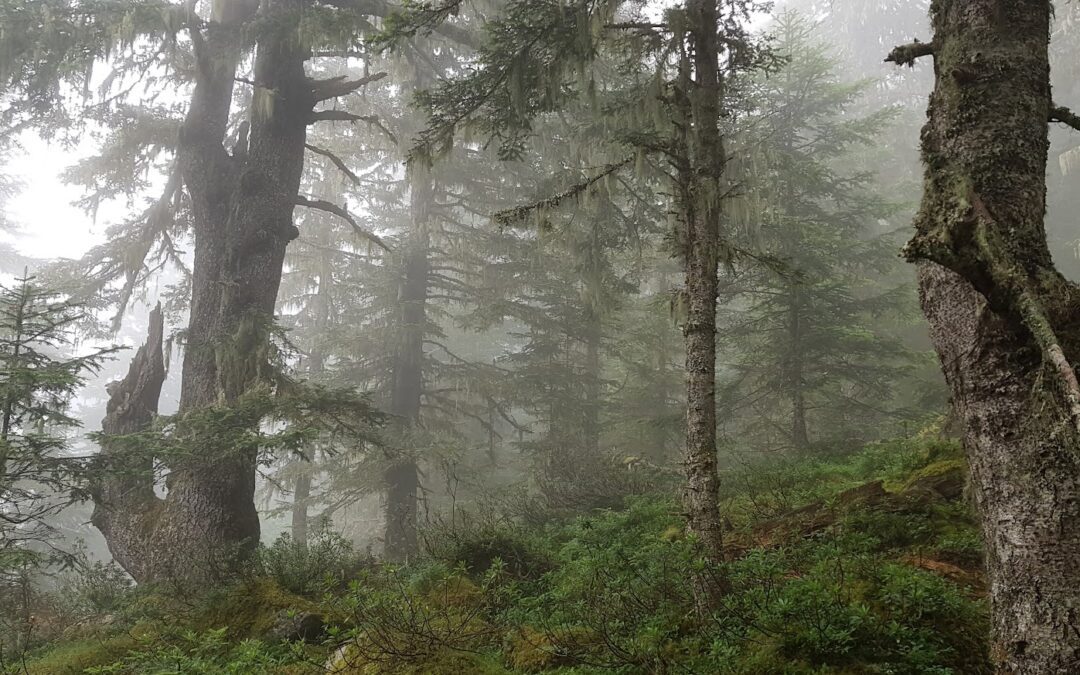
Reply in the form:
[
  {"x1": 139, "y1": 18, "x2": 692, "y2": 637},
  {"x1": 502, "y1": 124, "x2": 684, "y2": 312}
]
[
  {"x1": 900, "y1": 0, "x2": 1080, "y2": 669},
  {"x1": 93, "y1": 0, "x2": 313, "y2": 585},
  {"x1": 675, "y1": 0, "x2": 728, "y2": 604}
]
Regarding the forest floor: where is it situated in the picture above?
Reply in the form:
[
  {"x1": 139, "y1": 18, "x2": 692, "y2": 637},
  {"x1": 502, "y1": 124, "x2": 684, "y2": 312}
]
[{"x1": 9, "y1": 433, "x2": 989, "y2": 674}]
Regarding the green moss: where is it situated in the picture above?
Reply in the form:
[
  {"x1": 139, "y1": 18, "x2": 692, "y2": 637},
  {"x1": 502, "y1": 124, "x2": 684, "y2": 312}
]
[
  {"x1": 900, "y1": 458, "x2": 966, "y2": 490},
  {"x1": 22, "y1": 635, "x2": 138, "y2": 674},
  {"x1": 198, "y1": 577, "x2": 318, "y2": 639},
  {"x1": 326, "y1": 644, "x2": 508, "y2": 674}
]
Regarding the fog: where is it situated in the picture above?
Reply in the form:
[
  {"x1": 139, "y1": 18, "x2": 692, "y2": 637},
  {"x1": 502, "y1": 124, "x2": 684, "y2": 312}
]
[{"x1": 1, "y1": 1, "x2": 1079, "y2": 672}]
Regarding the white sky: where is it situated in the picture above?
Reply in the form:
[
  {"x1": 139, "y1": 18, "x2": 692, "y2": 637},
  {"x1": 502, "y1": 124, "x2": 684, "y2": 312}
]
[{"x1": 7, "y1": 135, "x2": 107, "y2": 260}]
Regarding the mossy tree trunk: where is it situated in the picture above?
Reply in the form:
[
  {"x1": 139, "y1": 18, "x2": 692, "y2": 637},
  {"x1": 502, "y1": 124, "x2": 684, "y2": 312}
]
[
  {"x1": 93, "y1": 0, "x2": 367, "y2": 584},
  {"x1": 674, "y1": 0, "x2": 728, "y2": 603},
  {"x1": 890, "y1": 0, "x2": 1080, "y2": 669}
]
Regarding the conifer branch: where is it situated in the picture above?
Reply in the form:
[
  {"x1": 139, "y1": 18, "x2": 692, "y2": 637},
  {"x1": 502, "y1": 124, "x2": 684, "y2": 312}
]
[
  {"x1": 295, "y1": 195, "x2": 392, "y2": 252},
  {"x1": 493, "y1": 157, "x2": 635, "y2": 226},
  {"x1": 885, "y1": 40, "x2": 935, "y2": 67},
  {"x1": 310, "y1": 72, "x2": 388, "y2": 102},
  {"x1": 304, "y1": 143, "x2": 360, "y2": 185},
  {"x1": 307, "y1": 110, "x2": 398, "y2": 143},
  {"x1": 317, "y1": 0, "x2": 479, "y2": 48},
  {"x1": 1051, "y1": 105, "x2": 1080, "y2": 132}
]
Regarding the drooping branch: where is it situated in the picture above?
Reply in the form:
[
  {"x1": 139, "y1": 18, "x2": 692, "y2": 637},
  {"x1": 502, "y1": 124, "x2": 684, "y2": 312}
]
[
  {"x1": 295, "y1": 195, "x2": 392, "y2": 252},
  {"x1": 885, "y1": 40, "x2": 935, "y2": 67},
  {"x1": 308, "y1": 110, "x2": 398, "y2": 143},
  {"x1": 310, "y1": 72, "x2": 388, "y2": 102},
  {"x1": 907, "y1": 183, "x2": 1080, "y2": 439},
  {"x1": 304, "y1": 143, "x2": 360, "y2": 185},
  {"x1": 1051, "y1": 105, "x2": 1080, "y2": 132},
  {"x1": 493, "y1": 157, "x2": 634, "y2": 226}
]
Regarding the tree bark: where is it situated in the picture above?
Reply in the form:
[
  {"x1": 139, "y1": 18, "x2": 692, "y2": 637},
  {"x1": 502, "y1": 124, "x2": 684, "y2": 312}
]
[
  {"x1": 893, "y1": 0, "x2": 1080, "y2": 670},
  {"x1": 674, "y1": 0, "x2": 728, "y2": 605},
  {"x1": 93, "y1": 0, "x2": 318, "y2": 584},
  {"x1": 90, "y1": 306, "x2": 167, "y2": 583},
  {"x1": 383, "y1": 165, "x2": 432, "y2": 563},
  {"x1": 788, "y1": 285, "x2": 809, "y2": 452},
  {"x1": 291, "y1": 470, "x2": 312, "y2": 545}
]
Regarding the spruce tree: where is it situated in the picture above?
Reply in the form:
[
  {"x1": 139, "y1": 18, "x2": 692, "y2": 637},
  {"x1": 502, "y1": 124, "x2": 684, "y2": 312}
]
[{"x1": 720, "y1": 14, "x2": 914, "y2": 453}]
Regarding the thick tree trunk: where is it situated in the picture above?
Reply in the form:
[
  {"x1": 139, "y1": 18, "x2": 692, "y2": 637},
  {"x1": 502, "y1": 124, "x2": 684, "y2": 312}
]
[
  {"x1": 891, "y1": 0, "x2": 1080, "y2": 670},
  {"x1": 383, "y1": 166, "x2": 432, "y2": 563},
  {"x1": 93, "y1": 0, "x2": 314, "y2": 585}
]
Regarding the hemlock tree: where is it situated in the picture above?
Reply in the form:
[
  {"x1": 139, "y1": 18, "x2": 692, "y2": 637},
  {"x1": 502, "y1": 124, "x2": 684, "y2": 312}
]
[
  {"x1": 406, "y1": 0, "x2": 768, "y2": 597},
  {"x1": 0, "y1": 0, "x2": 454, "y2": 584},
  {"x1": 720, "y1": 15, "x2": 914, "y2": 453},
  {"x1": 888, "y1": 0, "x2": 1080, "y2": 669},
  {"x1": 0, "y1": 275, "x2": 113, "y2": 576}
]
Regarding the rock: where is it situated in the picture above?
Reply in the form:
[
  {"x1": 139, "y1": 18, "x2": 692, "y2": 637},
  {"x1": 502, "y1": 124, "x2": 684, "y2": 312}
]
[{"x1": 265, "y1": 609, "x2": 325, "y2": 643}]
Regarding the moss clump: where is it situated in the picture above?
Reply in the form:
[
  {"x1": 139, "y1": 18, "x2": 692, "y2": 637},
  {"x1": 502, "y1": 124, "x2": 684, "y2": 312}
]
[
  {"x1": 22, "y1": 635, "x2": 139, "y2": 674},
  {"x1": 325, "y1": 643, "x2": 508, "y2": 674},
  {"x1": 507, "y1": 626, "x2": 599, "y2": 672},
  {"x1": 198, "y1": 577, "x2": 319, "y2": 639}
]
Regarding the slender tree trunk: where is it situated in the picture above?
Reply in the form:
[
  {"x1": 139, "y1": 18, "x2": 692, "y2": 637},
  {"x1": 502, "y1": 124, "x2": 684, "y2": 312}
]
[
  {"x1": 383, "y1": 165, "x2": 432, "y2": 562},
  {"x1": 788, "y1": 285, "x2": 809, "y2": 452},
  {"x1": 676, "y1": 0, "x2": 727, "y2": 573},
  {"x1": 890, "y1": 1, "x2": 1080, "y2": 669},
  {"x1": 583, "y1": 306, "x2": 602, "y2": 457},
  {"x1": 290, "y1": 471, "x2": 312, "y2": 545}
]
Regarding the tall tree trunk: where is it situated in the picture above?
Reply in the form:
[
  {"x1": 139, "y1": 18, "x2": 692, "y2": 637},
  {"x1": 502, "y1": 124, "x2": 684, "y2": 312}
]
[
  {"x1": 93, "y1": 0, "x2": 320, "y2": 584},
  {"x1": 676, "y1": 0, "x2": 727, "y2": 575},
  {"x1": 291, "y1": 471, "x2": 312, "y2": 544},
  {"x1": 383, "y1": 165, "x2": 432, "y2": 562},
  {"x1": 788, "y1": 285, "x2": 809, "y2": 452},
  {"x1": 889, "y1": 1, "x2": 1080, "y2": 669}
]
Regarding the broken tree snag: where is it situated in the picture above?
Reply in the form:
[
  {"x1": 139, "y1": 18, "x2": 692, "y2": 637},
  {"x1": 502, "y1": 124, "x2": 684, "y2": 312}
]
[
  {"x1": 1050, "y1": 105, "x2": 1080, "y2": 132},
  {"x1": 91, "y1": 304, "x2": 167, "y2": 582},
  {"x1": 885, "y1": 40, "x2": 935, "y2": 67}
]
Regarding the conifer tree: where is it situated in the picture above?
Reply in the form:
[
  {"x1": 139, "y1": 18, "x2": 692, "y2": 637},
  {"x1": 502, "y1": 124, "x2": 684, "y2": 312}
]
[
  {"x1": 0, "y1": 275, "x2": 113, "y2": 570},
  {"x1": 720, "y1": 15, "x2": 914, "y2": 453}
]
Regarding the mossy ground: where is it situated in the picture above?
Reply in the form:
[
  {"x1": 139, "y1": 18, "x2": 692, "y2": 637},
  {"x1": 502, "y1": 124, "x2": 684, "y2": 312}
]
[{"x1": 12, "y1": 436, "x2": 988, "y2": 674}]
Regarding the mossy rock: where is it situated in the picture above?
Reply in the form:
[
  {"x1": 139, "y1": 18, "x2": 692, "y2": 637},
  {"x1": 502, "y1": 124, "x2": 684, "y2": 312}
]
[
  {"x1": 325, "y1": 643, "x2": 509, "y2": 674},
  {"x1": 198, "y1": 577, "x2": 320, "y2": 639},
  {"x1": 507, "y1": 625, "x2": 600, "y2": 672},
  {"x1": 444, "y1": 533, "x2": 553, "y2": 580}
]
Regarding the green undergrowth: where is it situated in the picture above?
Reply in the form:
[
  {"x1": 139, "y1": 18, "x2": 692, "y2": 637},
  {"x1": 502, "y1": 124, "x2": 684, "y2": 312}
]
[{"x1": 12, "y1": 436, "x2": 989, "y2": 674}]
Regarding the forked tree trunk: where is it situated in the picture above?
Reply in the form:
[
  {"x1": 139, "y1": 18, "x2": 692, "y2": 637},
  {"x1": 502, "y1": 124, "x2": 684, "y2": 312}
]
[
  {"x1": 890, "y1": 0, "x2": 1080, "y2": 669},
  {"x1": 92, "y1": 0, "x2": 314, "y2": 585}
]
